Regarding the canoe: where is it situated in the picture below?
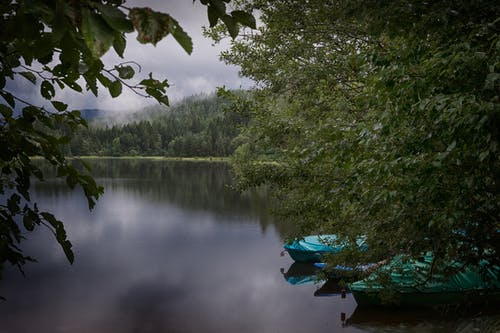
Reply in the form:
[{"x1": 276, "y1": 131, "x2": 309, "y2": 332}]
[
  {"x1": 283, "y1": 234, "x2": 367, "y2": 262},
  {"x1": 349, "y1": 253, "x2": 500, "y2": 307}
]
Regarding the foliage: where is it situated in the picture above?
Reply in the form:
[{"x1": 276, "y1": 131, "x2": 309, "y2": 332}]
[
  {"x1": 0, "y1": 0, "x2": 254, "y2": 276},
  {"x1": 214, "y1": 1, "x2": 500, "y2": 271},
  {"x1": 67, "y1": 94, "x2": 248, "y2": 157}
]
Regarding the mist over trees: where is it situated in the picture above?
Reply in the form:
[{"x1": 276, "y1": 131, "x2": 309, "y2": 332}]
[{"x1": 67, "y1": 94, "x2": 247, "y2": 157}]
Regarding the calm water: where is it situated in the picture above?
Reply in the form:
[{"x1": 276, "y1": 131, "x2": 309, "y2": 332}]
[{"x1": 0, "y1": 159, "x2": 498, "y2": 333}]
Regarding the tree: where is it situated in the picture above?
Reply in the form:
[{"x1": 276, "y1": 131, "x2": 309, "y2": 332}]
[
  {"x1": 65, "y1": 93, "x2": 242, "y2": 157},
  {"x1": 0, "y1": 0, "x2": 255, "y2": 277},
  {"x1": 212, "y1": 1, "x2": 500, "y2": 271}
]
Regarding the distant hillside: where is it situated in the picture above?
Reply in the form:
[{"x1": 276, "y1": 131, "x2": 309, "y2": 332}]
[{"x1": 66, "y1": 93, "x2": 248, "y2": 157}]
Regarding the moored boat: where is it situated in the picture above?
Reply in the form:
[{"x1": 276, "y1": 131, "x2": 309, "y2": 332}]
[
  {"x1": 349, "y1": 253, "x2": 500, "y2": 307},
  {"x1": 283, "y1": 234, "x2": 367, "y2": 262}
]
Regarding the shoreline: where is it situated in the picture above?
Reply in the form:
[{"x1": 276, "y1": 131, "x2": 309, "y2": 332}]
[{"x1": 67, "y1": 156, "x2": 231, "y2": 163}]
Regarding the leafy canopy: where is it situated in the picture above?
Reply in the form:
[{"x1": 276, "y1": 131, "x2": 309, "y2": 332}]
[
  {"x1": 0, "y1": 0, "x2": 254, "y2": 276},
  {"x1": 213, "y1": 0, "x2": 500, "y2": 271}
]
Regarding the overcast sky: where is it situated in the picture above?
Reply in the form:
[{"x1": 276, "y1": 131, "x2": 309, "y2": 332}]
[{"x1": 11, "y1": 0, "x2": 253, "y2": 112}]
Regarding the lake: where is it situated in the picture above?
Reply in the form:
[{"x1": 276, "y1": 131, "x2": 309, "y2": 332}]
[{"x1": 0, "y1": 159, "x2": 498, "y2": 333}]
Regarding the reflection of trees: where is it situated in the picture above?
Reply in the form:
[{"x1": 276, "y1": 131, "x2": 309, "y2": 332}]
[{"x1": 32, "y1": 159, "x2": 293, "y2": 238}]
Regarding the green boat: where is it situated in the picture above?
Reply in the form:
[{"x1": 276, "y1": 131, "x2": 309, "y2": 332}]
[{"x1": 349, "y1": 253, "x2": 500, "y2": 307}]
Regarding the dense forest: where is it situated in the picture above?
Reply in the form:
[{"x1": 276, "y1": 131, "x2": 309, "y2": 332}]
[{"x1": 66, "y1": 94, "x2": 247, "y2": 157}]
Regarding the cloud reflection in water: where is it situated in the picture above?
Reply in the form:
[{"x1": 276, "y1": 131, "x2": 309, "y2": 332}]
[{"x1": 0, "y1": 160, "x2": 359, "y2": 333}]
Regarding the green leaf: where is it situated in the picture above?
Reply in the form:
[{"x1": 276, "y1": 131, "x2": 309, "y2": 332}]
[
  {"x1": 66, "y1": 173, "x2": 78, "y2": 189},
  {"x1": 96, "y1": 4, "x2": 134, "y2": 33},
  {"x1": 60, "y1": 33, "x2": 80, "y2": 65},
  {"x1": 81, "y1": 8, "x2": 115, "y2": 58},
  {"x1": 83, "y1": 72, "x2": 98, "y2": 96},
  {"x1": 23, "y1": 214, "x2": 35, "y2": 231},
  {"x1": 51, "y1": 101, "x2": 68, "y2": 112},
  {"x1": 41, "y1": 80, "x2": 55, "y2": 100},
  {"x1": 61, "y1": 239, "x2": 74, "y2": 264},
  {"x1": 479, "y1": 151, "x2": 489, "y2": 161},
  {"x1": 231, "y1": 10, "x2": 256, "y2": 29},
  {"x1": 221, "y1": 15, "x2": 238, "y2": 39},
  {"x1": 157, "y1": 95, "x2": 169, "y2": 106},
  {"x1": 484, "y1": 72, "x2": 499, "y2": 90},
  {"x1": 207, "y1": 5, "x2": 219, "y2": 27},
  {"x1": 62, "y1": 78, "x2": 83, "y2": 92},
  {"x1": 41, "y1": 211, "x2": 74, "y2": 264},
  {"x1": 22, "y1": 106, "x2": 38, "y2": 123},
  {"x1": 115, "y1": 65, "x2": 135, "y2": 80},
  {"x1": 97, "y1": 73, "x2": 112, "y2": 86},
  {"x1": 20, "y1": 71, "x2": 37, "y2": 84},
  {"x1": 169, "y1": 19, "x2": 193, "y2": 54},
  {"x1": 446, "y1": 140, "x2": 456, "y2": 151},
  {"x1": 0, "y1": 91, "x2": 15, "y2": 108},
  {"x1": 51, "y1": 3, "x2": 67, "y2": 43},
  {"x1": 109, "y1": 80, "x2": 122, "y2": 98},
  {"x1": 113, "y1": 33, "x2": 126, "y2": 58},
  {"x1": 79, "y1": 158, "x2": 93, "y2": 172},
  {"x1": 0, "y1": 104, "x2": 13, "y2": 118},
  {"x1": 7, "y1": 194, "x2": 21, "y2": 214},
  {"x1": 210, "y1": 0, "x2": 226, "y2": 14},
  {"x1": 40, "y1": 212, "x2": 58, "y2": 227},
  {"x1": 56, "y1": 166, "x2": 68, "y2": 177}
]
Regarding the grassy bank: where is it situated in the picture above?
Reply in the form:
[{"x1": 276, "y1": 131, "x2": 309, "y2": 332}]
[{"x1": 73, "y1": 156, "x2": 231, "y2": 163}]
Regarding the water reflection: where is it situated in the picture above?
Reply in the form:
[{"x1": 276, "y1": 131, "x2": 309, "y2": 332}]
[
  {"x1": 0, "y1": 159, "x2": 498, "y2": 333},
  {"x1": 281, "y1": 262, "x2": 349, "y2": 298},
  {"x1": 33, "y1": 159, "x2": 290, "y2": 236},
  {"x1": 345, "y1": 306, "x2": 500, "y2": 333},
  {"x1": 1, "y1": 159, "x2": 359, "y2": 333},
  {"x1": 281, "y1": 262, "x2": 323, "y2": 285}
]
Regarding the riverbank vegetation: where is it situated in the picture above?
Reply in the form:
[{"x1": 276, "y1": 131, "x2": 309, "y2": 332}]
[{"x1": 210, "y1": 1, "x2": 500, "y2": 271}]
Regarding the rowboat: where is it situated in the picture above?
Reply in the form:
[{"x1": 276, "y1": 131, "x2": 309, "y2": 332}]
[
  {"x1": 283, "y1": 234, "x2": 367, "y2": 262},
  {"x1": 349, "y1": 253, "x2": 500, "y2": 307}
]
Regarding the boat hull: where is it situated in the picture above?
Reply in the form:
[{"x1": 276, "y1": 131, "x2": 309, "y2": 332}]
[
  {"x1": 283, "y1": 235, "x2": 343, "y2": 263},
  {"x1": 285, "y1": 249, "x2": 326, "y2": 262},
  {"x1": 349, "y1": 253, "x2": 500, "y2": 307},
  {"x1": 352, "y1": 288, "x2": 500, "y2": 307}
]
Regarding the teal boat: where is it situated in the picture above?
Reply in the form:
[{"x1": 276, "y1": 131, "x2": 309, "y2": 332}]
[
  {"x1": 349, "y1": 253, "x2": 500, "y2": 307},
  {"x1": 283, "y1": 235, "x2": 367, "y2": 262}
]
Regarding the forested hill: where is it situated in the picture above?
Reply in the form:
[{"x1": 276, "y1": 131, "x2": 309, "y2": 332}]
[{"x1": 67, "y1": 94, "x2": 247, "y2": 157}]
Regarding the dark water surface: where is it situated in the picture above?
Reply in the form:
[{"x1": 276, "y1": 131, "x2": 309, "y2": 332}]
[{"x1": 1, "y1": 159, "x2": 498, "y2": 333}]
